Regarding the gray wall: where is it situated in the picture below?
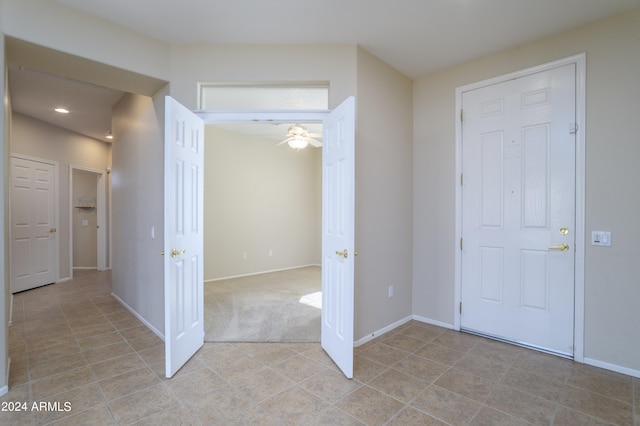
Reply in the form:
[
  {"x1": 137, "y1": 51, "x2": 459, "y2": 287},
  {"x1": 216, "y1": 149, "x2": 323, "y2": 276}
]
[
  {"x1": 1, "y1": 1, "x2": 8, "y2": 393},
  {"x1": 111, "y1": 91, "x2": 166, "y2": 335}
]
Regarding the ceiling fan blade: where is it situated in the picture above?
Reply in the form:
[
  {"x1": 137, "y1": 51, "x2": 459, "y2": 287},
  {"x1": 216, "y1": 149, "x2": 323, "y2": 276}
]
[
  {"x1": 308, "y1": 132, "x2": 322, "y2": 138},
  {"x1": 275, "y1": 138, "x2": 291, "y2": 146},
  {"x1": 308, "y1": 138, "x2": 322, "y2": 147}
]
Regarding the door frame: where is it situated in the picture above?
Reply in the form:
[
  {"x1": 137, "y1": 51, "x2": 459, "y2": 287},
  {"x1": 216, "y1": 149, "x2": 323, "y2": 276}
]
[
  {"x1": 196, "y1": 107, "x2": 355, "y2": 374},
  {"x1": 453, "y1": 54, "x2": 586, "y2": 361},
  {"x1": 68, "y1": 165, "x2": 108, "y2": 277}
]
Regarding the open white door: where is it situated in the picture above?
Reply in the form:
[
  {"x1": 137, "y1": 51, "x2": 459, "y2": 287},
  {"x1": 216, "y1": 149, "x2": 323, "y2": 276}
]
[
  {"x1": 321, "y1": 96, "x2": 355, "y2": 378},
  {"x1": 164, "y1": 96, "x2": 205, "y2": 378}
]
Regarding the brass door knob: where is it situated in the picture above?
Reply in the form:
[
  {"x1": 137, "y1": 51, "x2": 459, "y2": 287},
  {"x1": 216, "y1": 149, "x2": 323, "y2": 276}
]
[
  {"x1": 335, "y1": 249, "x2": 348, "y2": 259},
  {"x1": 548, "y1": 243, "x2": 569, "y2": 252},
  {"x1": 171, "y1": 248, "x2": 186, "y2": 258}
]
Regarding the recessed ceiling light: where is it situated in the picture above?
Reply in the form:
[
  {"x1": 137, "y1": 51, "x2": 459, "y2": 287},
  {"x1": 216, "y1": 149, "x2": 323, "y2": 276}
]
[
  {"x1": 105, "y1": 130, "x2": 114, "y2": 140},
  {"x1": 54, "y1": 107, "x2": 69, "y2": 114}
]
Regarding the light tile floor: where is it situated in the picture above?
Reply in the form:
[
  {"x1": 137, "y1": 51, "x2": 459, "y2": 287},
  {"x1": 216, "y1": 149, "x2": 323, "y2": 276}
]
[{"x1": 2, "y1": 270, "x2": 638, "y2": 425}]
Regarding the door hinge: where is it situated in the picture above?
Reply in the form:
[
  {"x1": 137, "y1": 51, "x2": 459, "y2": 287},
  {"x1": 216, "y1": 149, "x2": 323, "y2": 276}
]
[
  {"x1": 459, "y1": 238, "x2": 463, "y2": 250},
  {"x1": 460, "y1": 109, "x2": 464, "y2": 122},
  {"x1": 460, "y1": 173, "x2": 463, "y2": 185},
  {"x1": 459, "y1": 302, "x2": 462, "y2": 314}
]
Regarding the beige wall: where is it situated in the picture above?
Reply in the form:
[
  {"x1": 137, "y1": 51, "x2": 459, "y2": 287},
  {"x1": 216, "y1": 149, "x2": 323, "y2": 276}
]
[
  {"x1": 204, "y1": 127, "x2": 321, "y2": 280},
  {"x1": 10, "y1": 113, "x2": 111, "y2": 280},
  {"x1": 413, "y1": 9, "x2": 640, "y2": 372},
  {"x1": 1, "y1": 0, "x2": 169, "y2": 85},
  {"x1": 355, "y1": 48, "x2": 414, "y2": 339},
  {"x1": 168, "y1": 45, "x2": 358, "y2": 110},
  {"x1": 111, "y1": 91, "x2": 166, "y2": 334}
]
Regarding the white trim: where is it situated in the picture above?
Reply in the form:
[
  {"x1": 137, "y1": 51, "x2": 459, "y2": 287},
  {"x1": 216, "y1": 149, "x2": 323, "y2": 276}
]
[
  {"x1": 8, "y1": 294, "x2": 13, "y2": 326},
  {"x1": 412, "y1": 315, "x2": 455, "y2": 330},
  {"x1": 354, "y1": 315, "x2": 413, "y2": 347},
  {"x1": 583, "y1": 358, "x2": 640, "y2": 379},
  {"x1": 204, "y1": 264, "x2": 321, "y2": 283},
  {"x1": 454, "y1": 54, "x2": 586, "y2": 361},
  {"x1": 195, "y1": 109, "x2": 328, "y2": 124},
  {"x1": 1, "y1": 357, "x2": 10, "y2": 397},
  {"x1": 111, "y1": 292, "x2": 164, "y2": 341}
]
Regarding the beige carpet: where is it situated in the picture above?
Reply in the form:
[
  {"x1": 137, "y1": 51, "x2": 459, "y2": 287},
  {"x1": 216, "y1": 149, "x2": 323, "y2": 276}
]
[{"x1": 204, "y1": 266, "x2": 321, "y2": 342}]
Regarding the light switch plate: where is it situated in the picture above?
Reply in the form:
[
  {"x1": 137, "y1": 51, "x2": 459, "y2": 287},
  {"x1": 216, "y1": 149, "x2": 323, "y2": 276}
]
[{"x1": 591, "y1": 231, "x2": 611, "y2": 246}]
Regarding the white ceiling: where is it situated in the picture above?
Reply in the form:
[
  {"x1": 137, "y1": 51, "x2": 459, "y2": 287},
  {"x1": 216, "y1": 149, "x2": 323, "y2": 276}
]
[{"x1": 9, "y1": 0, "x2": 640, "y2": 142}]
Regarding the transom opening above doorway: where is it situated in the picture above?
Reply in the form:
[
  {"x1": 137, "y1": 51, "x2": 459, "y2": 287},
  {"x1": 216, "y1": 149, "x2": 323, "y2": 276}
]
[
  {"x1": 197, "y1": 83, "x2": 330, "y2": 151},
  {"x1": 197, "y1": 82, "x2": 329, "y2": 110}
]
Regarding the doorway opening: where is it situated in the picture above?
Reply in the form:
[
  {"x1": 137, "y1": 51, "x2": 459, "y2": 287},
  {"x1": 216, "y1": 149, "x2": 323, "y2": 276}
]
[
  {"x1": 198, "y1": 84, "x2": 329, "y2": 343},
  {"x1": 203, "y1": 121, "x2": 323, "y2": 342},
  {"x1": 69, "y1": 166, "x2": 108, "y2": 276}
]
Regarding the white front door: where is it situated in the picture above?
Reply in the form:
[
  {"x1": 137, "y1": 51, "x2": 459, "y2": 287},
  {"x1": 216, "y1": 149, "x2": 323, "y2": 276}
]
[
  {"x1": 10, "y1": 156, "x2": 58, "y2": 293},
  {"x1": 460, "y1": 64, "x2": 576, "y2": 356},
  {"x1": 164, "y1": 96, "x2": 205, "y2": 378},
  {"x1": 321, "y1": 96, "x2": 356, "y2": 378}
]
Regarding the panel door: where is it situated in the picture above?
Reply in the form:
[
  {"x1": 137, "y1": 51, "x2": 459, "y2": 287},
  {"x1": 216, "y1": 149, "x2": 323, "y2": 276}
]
[
  {"x1": 321, "y1": 96, "x2": 356, "y2": 378},
  {"x1": 461, "y1": 64, "x2": 576, "y2": 355},
  {"x1": 11, "y1": 156, "x2": 57, "y2": 293},
  {"x1": 164, "y1": 96, "x2": 205, "y2": 378}
]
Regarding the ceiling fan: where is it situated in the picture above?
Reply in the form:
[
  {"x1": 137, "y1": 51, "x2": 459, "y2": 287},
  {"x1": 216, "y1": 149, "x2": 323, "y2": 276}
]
[{"x1": 276, "y1": 124, "x2": 322, "y2": 150}]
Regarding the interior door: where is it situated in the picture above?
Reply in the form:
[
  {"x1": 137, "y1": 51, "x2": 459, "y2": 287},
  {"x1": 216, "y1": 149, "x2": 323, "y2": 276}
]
[
  {"x1": 10, "y1": 156, "x2": 57, "y2": 293},
  {"x1": 460, "y1": 64, "x2": 576, "y2": 356},
  {"x1": 321, "y1": 96, "x2": 356, "y2": 378},
  {"x1": 164, "y1": 96, "x2": 205, "y2": 378}
]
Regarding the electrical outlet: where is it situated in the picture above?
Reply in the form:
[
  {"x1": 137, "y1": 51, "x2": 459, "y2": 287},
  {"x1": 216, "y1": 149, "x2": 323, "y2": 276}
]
[
  {"x1": 591, "y1": 231, "x2": 611, "y2": 247},
  {"x1": 268, "y1": 249, "x2": 273, "y2": 257},
  {"x1": 388, "y1": 285, "x2": 394, "y2": 298},
  {"x1": 242, "y1": 252, "x2": 247, "y2": 259}
]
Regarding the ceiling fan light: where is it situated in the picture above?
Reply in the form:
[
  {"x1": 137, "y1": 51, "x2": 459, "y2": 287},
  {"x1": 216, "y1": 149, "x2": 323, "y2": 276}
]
[{"x1": 288, "y1": 137, "x2": 308, "y2": 150}]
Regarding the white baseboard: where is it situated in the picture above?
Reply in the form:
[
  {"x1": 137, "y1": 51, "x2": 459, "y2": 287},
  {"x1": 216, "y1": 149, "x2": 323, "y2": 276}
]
[
  {"x1": 8, "y1": 294, "x2": 13, "y2": 326},
  {"x1": 412, "y1": 315, "x2": 454, "y2": 330},
  {"x1": 584, "y1": 357, "x2": 640, "y2": 379},
  {"x1": 73, "y1": 267, "x2": 98, "y2": 270},
  {"x1": 1, "y1": 358, "x2": 10, "y2": 397},
  {"x1": 56, "y1": 277, "x2": 72, "y2": 284},
  {"x1": 354, "y1": 315, "x2": 413, "y2": 347},
  {"x1": 205, "y1": 264, "x2": 321, "y2": 283},
  {"x1": 110, "y1": 292, "x2": 165, "y2": 341}
]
